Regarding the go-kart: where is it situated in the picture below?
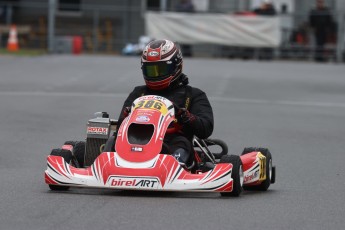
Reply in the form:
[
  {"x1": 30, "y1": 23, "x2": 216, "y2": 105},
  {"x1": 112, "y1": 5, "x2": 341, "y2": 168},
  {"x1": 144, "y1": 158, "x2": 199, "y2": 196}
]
[{"x1": 45, "y1": 95, "x2": 275, "y2": 196}]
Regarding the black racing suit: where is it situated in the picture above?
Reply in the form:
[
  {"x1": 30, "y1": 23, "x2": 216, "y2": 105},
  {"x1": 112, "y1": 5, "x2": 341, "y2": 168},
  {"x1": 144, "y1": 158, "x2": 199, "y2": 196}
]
[{"x1": 109, "y1": 75, "x2": 214, "y2": 165}]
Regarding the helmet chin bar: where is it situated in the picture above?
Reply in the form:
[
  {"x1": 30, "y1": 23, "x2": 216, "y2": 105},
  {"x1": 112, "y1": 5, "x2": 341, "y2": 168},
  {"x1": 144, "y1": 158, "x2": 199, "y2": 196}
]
[{"x1": 145, "y1": 75, "x2": 174, "y2": 90}]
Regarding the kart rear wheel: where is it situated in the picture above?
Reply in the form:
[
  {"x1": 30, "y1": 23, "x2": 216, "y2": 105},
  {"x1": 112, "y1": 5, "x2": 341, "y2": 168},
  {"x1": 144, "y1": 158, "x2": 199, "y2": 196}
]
[
  {"x1": 242, "y1": 147, "x2": 273, "y2": 191},
  {"x1": 219, "y1": 155, "x2": 243, "y2": 197},
  {"x1": 64, "y1": 141, "x2": 85, "y2": 168},
  {"x1": 48, "y1": 148, "x2": 72, "y2": 191}
]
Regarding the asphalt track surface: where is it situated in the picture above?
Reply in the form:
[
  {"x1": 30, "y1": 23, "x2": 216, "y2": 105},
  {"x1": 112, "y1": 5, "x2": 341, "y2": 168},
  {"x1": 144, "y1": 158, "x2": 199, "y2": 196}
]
[{"x1": 0, "y1": 55, "x2": 344, "y2": 230}]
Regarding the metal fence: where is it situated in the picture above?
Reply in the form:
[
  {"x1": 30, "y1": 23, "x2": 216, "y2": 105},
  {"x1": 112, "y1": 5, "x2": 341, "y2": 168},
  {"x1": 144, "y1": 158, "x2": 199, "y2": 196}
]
[
  {"x1": 0, "y1": 1, "x2": 146, "y2": 54},
  {"x1": 0, "y1": 0, "x2": 344, "y2": 62}
]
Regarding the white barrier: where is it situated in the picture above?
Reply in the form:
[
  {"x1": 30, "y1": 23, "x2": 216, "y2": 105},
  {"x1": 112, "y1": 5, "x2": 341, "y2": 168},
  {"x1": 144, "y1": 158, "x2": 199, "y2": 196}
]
[{"x1": 145, "y1": 12, "x2": 282, "y2": 48}]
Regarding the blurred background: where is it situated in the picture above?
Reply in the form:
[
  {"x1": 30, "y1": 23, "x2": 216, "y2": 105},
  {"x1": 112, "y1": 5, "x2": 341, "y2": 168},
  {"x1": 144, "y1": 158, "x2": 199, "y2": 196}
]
[
  {"x1": 1, "y1": 1, "x2": 345, "y2": 230},
  {"x1": 0, "y1": 0, "x2": 344, "y2": 62}
]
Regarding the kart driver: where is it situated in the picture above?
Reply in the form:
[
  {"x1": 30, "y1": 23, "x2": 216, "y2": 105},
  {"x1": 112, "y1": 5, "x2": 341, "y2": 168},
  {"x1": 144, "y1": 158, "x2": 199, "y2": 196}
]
[{"x1": 105, "y1": 39, "x2": 214, "y2": 167}]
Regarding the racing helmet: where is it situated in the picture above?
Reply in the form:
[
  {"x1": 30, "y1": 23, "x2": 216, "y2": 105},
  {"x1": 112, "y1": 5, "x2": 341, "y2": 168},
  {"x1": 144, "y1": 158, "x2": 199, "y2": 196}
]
[{"x1": 141, "y1": 39, "x2": 183, "y2": 90}]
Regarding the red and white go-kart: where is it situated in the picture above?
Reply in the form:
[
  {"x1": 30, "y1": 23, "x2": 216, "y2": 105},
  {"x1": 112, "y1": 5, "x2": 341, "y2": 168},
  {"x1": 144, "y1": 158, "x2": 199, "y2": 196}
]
[{"x1": 45, "y1": 95, "x2": 275, "y2": 196}]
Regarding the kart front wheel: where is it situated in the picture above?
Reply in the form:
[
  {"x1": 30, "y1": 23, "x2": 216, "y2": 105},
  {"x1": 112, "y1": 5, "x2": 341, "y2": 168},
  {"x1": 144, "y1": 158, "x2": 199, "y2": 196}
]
[
  {"x1": 64, "y1": 141, "x2": 85, "y2": 168},
  {"x1": 219, "y1": 155, "x2": 243, "y2": 197},
  {"x1": 242, "y1": 147, "x2": 274, "y2": 191},
  {"x1": 48, "y1": 148, "x2": 72, "y2": 191}
]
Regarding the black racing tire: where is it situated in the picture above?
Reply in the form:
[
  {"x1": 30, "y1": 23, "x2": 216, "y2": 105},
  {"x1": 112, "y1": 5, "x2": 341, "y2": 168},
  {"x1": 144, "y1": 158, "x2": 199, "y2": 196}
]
[
  {"x1": 48, "y1": 148, "x2": 72, "y2": 191},
  {"x1": 64, "y1": 141, "x2": 85, "y2": 168},
  {"x1": 242, "y1": 147, "x2": 272, "y2": 191},
  {"x1": 219, "y1": 155, "x2": 243, "y2": 197}
]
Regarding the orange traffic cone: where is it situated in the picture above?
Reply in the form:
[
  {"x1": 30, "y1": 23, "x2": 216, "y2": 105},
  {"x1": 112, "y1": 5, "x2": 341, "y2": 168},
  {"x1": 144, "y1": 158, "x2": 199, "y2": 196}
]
[{"x1": 7, "y1": 25, "x2": 19, "y2": 52}]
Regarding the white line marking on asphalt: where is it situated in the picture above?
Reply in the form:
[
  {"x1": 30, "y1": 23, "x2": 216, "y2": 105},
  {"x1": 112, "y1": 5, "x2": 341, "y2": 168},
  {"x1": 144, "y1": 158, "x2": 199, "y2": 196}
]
[{"x1": 1, "y1": 91, "x2": 345, "y2": 109}]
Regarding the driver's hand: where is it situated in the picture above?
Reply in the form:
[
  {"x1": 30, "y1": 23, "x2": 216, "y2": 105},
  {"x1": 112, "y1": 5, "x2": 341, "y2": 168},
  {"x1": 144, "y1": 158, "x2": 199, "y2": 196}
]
[{"x1": 177, "y1": 108, "x2": 196, "y2": 125}]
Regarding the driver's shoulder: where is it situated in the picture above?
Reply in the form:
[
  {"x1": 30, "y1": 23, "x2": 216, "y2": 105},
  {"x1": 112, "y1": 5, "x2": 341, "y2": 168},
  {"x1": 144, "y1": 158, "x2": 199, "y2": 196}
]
[
  {"x1": 131, "y1": 85, "x2": 147, "y2": 96},
  {"x1": 133, "y1": 85, "x2": 147, "y2": 91},
  {"x1": 188, "y1": 86, "x2": 207, "y2": 98}
]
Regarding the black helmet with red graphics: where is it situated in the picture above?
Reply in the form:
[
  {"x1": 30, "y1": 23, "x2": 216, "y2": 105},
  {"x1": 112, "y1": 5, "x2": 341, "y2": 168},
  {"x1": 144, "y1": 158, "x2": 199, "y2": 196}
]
[{"x1": 141, "y1": 39, "x2": 183, "y2": 90}]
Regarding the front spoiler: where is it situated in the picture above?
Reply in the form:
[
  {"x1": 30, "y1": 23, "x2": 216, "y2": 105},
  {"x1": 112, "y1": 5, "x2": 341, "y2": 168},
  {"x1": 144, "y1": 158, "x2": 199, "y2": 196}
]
[{"x1": 45, "y1": 152, "x2": 234, "y2": 193}]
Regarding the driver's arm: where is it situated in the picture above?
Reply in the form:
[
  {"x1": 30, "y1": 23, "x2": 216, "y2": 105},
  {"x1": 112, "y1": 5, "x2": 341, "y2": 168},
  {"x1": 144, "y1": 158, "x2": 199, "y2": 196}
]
[{"x1": 186, "y1": 88, "x2": 214, "y2": 139}]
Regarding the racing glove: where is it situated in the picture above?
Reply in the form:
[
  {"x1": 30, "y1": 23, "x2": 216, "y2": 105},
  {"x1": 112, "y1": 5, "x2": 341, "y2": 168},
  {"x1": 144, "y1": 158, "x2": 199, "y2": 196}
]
[{"x1": 177, "y1": 108, "x2": 196, "y2": 125}]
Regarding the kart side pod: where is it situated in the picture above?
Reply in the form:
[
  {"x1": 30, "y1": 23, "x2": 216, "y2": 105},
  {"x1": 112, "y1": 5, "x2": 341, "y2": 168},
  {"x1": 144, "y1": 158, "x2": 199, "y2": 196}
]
[{"x1": 84, "y1": 112, "x2": 117, "y2": 166}]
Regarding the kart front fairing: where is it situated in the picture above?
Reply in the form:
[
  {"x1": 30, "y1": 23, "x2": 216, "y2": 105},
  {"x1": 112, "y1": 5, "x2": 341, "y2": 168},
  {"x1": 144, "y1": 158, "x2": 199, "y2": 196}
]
[
  {"x1": 115, "y1": 95, "x2": 175, "y2": 162},
  {"x1": 45, "y1": 95, "x2": 234, "y2": 192}
]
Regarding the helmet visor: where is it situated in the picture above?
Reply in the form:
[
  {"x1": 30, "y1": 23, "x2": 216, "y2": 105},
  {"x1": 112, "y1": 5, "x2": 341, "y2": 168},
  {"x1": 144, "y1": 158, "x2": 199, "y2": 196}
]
[{"x1": 142, "y1": 62, "x2": 175, "y2": 78}]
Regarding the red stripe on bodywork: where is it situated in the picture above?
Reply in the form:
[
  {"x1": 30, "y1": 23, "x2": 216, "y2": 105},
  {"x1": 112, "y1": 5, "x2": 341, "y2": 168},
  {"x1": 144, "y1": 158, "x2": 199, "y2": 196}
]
[
  {"x1": 45, "y1": 172, "x2": 58, "y2": 185},
  {"x1": 70, "y1": 166, "x2": 93, "y2": 176},
  {"x1": 201, "y1": 163, "x2": 232, "y2": 185},
  {"x1": 215, "y1": 180, "x2": 233, "y2": 192},
  {"x1": 47, "y1": 156, "x2": 70, "y2": 179},
  {"x1": 240, "y1": 152, "x2": 258, "y2": 171}
]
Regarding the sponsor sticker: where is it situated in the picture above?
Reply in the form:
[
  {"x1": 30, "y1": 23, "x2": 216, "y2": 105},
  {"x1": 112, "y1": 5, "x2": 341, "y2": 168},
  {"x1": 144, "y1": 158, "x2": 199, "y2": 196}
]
[
  {"x1": 137, "y1": 112, "x2": 153, "y2": 117},
  {"x1": 244, "y1": 169, "x2": 259, "y2": 183},
  {"x1": 148, "y1": 51, "x2": 159, "y2": 57},
  {"x1": 131, "y1": 146, "x2": 143, "y2": 152},
  {"x1": 109, "y1": 176, "x2": 160, "y2": 189},
  {"x1": 138, "y1": 95, "x2": 165, "y2": 101},
  {"x1": 136, "y1": 115, "x2": 150, "y2": 122},
  {"x1": 87, "y1": 127, "x2": 108, "y2": 135}
]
